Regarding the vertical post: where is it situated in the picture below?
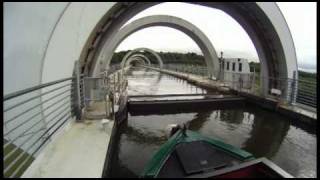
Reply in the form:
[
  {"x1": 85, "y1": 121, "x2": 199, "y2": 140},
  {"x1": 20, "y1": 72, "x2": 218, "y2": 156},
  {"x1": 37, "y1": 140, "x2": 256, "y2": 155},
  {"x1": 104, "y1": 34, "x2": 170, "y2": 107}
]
[
  {"x1": 82, "y1": 77, "x2": 87, "y2": 109},
  {"x1": 75, "y1": 60, "x2": 82, "y2": 121},
  {"x1": 118, "y1": 71, "x2": 121, "y2": 93},
  {"x1": 252, "y1": 66, "x2": 256, "y2": 93},
  {"x1": 290, "y1": 71, "x2": 298, "y2": 105},
  {"x1": 113, "y1": 73, "x2": 116, "y2": 104},
  {"x1": 106, "y1": 94, "x2": 110, "y2": 118}
]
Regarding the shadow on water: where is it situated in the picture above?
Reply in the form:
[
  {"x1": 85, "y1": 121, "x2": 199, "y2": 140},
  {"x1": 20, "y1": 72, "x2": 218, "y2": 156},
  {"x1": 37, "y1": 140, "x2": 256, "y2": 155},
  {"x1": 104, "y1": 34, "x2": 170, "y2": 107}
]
[{"x1": 109, "y1": 123, "x2": 138, "y2": 178}]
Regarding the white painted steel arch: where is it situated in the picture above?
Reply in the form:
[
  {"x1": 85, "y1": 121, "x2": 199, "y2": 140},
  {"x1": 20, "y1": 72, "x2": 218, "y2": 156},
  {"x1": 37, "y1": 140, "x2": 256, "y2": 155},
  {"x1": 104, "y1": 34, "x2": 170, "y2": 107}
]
[
  {"x1": 83, "y1": 2, "x2": 298, "y2": 97},
  {"x1": 93, "y1": 15, "x2": 219, "y2": 78},
  {"x1": 126, "y1": 58, "x2": 146, "y2": 66},
  {"x1": 126, "y1": 54, "x2": 151, "y2": 66},
  {"x1": 121, "y1": 48, "x2": 163, "y2": 69}
]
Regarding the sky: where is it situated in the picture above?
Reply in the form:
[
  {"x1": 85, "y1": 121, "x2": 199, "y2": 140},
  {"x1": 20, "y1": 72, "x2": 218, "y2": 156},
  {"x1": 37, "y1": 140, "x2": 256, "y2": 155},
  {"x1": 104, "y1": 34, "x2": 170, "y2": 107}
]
[{"x1": 116, "y1": 2, "x2": 317, "y2": 73}]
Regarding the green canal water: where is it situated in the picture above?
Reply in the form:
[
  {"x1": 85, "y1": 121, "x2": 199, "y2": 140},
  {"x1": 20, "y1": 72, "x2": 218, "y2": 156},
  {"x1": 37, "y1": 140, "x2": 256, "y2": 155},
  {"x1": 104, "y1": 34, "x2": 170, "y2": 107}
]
[{"x1": 109, "y1": 68, "x2": 316, "y2": 178}]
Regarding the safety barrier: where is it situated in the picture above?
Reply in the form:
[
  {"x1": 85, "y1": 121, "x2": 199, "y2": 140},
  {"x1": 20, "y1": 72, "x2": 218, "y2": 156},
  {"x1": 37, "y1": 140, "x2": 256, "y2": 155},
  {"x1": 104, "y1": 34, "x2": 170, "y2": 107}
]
[
  {"x1": 3, "y1": 75, "x2": 84, "y2": 177},
  {"x1": 159, "y1": 64, "x2": 316, "y2": 110}
]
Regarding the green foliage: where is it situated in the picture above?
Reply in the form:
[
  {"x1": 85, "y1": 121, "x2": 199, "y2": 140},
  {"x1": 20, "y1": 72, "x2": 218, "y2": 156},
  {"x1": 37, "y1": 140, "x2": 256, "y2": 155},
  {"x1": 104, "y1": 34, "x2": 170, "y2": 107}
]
[
  {"x1": 249, "y1": 62, "x2": 316, "y2": 83},
  {"x1": 298, "y1": 71, "x2": 316, "y2": 82}
]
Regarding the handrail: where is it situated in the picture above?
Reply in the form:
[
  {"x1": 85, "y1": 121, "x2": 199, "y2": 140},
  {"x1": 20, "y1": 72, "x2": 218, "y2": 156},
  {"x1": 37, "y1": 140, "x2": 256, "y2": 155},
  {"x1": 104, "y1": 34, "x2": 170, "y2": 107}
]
[
  {"x1": 4, "y1": 82, "x2": 73, "y2": 112},
  {"x1": 161, "y1": 64, "x2": 316, "y2": 109},
  {"x1": 3, "y1": 73, "x2": 85, "y2": 178},
  {"x1": 4, "y1": 88, "x2": 73, "y2": 124},
  {"x1": 4, "y1": 77, "x2": 75, "y2": 101}
]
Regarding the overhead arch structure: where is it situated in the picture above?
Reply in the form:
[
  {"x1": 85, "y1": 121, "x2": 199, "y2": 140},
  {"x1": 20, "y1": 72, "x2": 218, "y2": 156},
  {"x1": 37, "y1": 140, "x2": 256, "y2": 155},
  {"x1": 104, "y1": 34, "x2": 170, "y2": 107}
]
[
  {"x1": 5, "y1": 2, "x2": 298, "y2": 99},
  {"x1": 121, "y1": 48, "x2": 163, "y2": 70},
  {"x1": 126, "y1": 54, "x2": 151, "y2": 66},
  {"x1": 91, "y1": 15, "x2": 219, "y2": 79},
  {"x1": 126, "y1": 58, "x2": 147, "y2": 66},
  {"x1": 79, "y1": 2, "x2": 297, "y2": 98},
  {"x1": 126, "y1": 57, "x2": 147, "y2": 67}
]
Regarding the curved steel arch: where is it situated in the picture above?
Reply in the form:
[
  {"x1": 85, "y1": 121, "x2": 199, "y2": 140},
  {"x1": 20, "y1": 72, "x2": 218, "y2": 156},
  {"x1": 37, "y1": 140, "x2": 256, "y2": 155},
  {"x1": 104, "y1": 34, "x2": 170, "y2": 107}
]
[
  {"x1": 121, "y1": 48, "x2": 163, "y2": 69},
  {"x1": 82, "y1": 2, "x2": 298, "y2": 98},
  {"x1": 126, "y1": 57, "x2": 146, "y2": 66},
  {"x1": 92, "y1": 15, "x2": 219, "y2": 79},
  {"x1": 127, "y1": 54, "x2": 151, "y2": 66}
]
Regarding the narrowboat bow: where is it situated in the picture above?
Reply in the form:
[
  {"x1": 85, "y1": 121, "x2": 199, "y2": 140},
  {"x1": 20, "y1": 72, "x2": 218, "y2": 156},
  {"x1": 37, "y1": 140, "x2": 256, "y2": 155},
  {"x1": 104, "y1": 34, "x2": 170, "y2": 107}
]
[{"x1": 141, "y1": 125, "x2": 293, "y2": 178}]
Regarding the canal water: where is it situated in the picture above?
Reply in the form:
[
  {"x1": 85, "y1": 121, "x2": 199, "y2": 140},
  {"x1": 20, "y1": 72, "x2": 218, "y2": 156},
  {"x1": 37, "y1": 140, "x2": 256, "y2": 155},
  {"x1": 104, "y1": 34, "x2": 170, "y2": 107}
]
[{"x1": 109, "y1": 68, "x2": 317, "y2": 178}]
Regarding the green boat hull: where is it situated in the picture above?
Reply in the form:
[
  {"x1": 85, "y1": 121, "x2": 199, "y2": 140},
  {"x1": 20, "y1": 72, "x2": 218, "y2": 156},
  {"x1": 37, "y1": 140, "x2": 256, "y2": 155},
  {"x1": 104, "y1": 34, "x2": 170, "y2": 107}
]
[{"x1": 141, "y1": 129, "x2": 254, "y2": 178}]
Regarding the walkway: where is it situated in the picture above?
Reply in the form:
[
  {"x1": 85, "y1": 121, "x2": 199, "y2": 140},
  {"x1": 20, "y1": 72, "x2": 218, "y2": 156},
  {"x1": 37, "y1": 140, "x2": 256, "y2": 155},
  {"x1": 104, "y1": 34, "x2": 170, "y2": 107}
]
[
  {"x1": 21, "y1": 119, "x2": 114, "y2": 178},
  {"x1": 146, "y1": 66, "x2": 317, "y2": 121}
]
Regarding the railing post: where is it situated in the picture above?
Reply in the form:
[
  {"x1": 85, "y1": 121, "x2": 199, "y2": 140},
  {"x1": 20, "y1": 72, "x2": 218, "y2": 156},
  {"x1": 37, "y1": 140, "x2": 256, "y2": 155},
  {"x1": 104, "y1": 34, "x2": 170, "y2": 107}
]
[
  {"x1": 290, "y1": 71, "x2": 298, "y2": 105},
  {"x1": 74, "y1": 60, "x2": 82, "y2": 121}
]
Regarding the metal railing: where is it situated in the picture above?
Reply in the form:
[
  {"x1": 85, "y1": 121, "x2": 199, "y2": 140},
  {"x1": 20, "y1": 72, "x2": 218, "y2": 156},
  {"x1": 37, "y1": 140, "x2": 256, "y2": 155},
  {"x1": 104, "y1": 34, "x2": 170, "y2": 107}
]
[
  {"x1": 295, "y1": 79, "x2": 316, "y2": 108},
  {"x1": 163, "y1": 64, "x2": 208, "y2": 77},
  {"x1": 107, "y1": 64, "x2": 121, "y2": 75},
  {"x1": 157, "y1": 63, "x2": 316, "y2": 110},
  {"x1": 83, "y1": 77, "x2": 108, "y2": 107},
  {"x1": 3, "y1": 75, "x2": 84, "y2": 178},
  {"x1": 83, "y1": 66, "x2": 129, "y2": 119}
]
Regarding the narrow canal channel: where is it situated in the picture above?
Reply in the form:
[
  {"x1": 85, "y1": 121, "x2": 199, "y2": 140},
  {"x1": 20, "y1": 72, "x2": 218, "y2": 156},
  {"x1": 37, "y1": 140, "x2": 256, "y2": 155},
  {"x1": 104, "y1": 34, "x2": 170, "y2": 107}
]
[
  {"x1": 126, "y1": 67, "x2": 222, "y2": 95},
  {"x1": 109, "y1": 68, "x2": 316, "y2": 178}
]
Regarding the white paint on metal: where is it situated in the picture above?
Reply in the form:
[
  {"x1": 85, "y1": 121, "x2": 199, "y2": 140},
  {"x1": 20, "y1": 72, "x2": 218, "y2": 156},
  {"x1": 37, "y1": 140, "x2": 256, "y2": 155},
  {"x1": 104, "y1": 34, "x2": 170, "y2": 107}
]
[
  {"x1": 126, "y1": 54, "x2": 152, "y2": 66},
  {"x1": 4, "y1": 2, "x2": 298, "y2": 97},
  {"x1": 121, "y1": 47, "x2": 164, "y2": 69},
  {"x1": 126, "y1": 58, "x2": 146, "y2": 66},
  {"x1": 93, "y1": 15, "x2": 219, "y2": 78},
  {"x1": 256, "y1": 2, "x2": 298, "y2": 79}
]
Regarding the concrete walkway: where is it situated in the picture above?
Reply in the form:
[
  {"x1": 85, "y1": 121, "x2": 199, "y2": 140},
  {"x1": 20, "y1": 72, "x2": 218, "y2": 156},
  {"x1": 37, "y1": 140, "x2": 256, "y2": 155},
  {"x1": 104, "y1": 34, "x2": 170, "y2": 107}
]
[
  {"x1": 22, "y1": 119, "x2": 114, "y2": 178},
  {"x1": 146, "y1": 66, "x2": 317, "y2": 122},
  {"x1": 145, "y1": 66, "x2": 231, "y2": 93}
]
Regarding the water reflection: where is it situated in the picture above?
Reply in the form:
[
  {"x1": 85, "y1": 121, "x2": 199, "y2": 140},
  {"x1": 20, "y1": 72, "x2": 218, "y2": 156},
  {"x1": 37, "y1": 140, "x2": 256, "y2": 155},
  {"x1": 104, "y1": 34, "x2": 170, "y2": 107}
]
[
  {"x1": 220, "y1": 109, "x2": 245, "y2": 125},
  {"x1": 189, "y1": 110, "x2": 212, "y2": 131},
  {"x1": 110, "y1": 106, "x2": 315, "y2": 178},
  {"x1": 123, "y1": 125, "x2": 167, "y2": 146},
  {"x1": 242, "y1": 111, "x2": 290, "y2": 158}
]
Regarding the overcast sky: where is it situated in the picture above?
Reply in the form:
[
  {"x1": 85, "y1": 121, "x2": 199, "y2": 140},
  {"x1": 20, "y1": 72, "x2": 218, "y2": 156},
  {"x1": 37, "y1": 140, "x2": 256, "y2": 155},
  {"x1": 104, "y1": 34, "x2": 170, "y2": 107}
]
[{"x1": 116, "y1": 2, "x2": 317, "y2": 73}]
